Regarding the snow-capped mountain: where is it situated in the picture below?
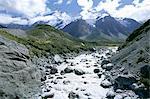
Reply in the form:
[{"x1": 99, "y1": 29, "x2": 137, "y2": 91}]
[
  {"x1": 62, "y1": 15, "x2": 141, "y2": 42},
  {"x1": 117, "y1": 18, "x2": 141, "y2": 33}
]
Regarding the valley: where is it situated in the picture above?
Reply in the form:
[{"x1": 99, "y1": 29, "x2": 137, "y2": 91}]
[{"x1": 0, "y1": 17, "x2": 149, "y2": 99}]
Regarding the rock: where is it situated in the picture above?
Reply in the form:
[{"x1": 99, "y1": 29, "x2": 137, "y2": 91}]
[
  {"x1": 101, "y1": 63, "x2": 113, "y2": 71},
  {"x1": 90, "y1": 48, "x2": 96, "y2": 52},
  {"x1": 116, "y1": 89, "x2": 123, "y2": 93},
  {"x1": 56, "y1": 76, "x2": 63, "y2": 79},
  {"x1": 53, "y1": 54, "x2": 63, "y2": 64},
  {"x1": 74, "y1": 69, "x2": 85, "y2": 75},
  {"x1": 64, "y1": 67, "x2": 74, "y2": 73},
  {"x1": 140, "y1": 65, "x2": 150, "y2": 78},
  {"x1": 100, "y1": 79, "x2": 112, "y2": 88},
  {"x1": 63, "y1": 80, "x2": 70, "y2": 85},
  {"x1": 101, "y1": 60, "x2": 111, "y2": 66},
  {"x1": 0, "y1": 36, "x2": 41, "y2": 99},
  {"x1": 50, "y1": 67, "x2": 58, "y2": 74},
  {"x1": 42, "y1": 93, "x2": 54, "y2": 99},
  {"x1": 114, "y1": 75, "x2": 137, "y2": 90},
  {"x1": 114, "y1": 94, "x2": 123, "y2": 99},
  {"x1": 97, "y1": 73, "x2": 102, "y2": 78},
  {"x1": 93, "y1": 69, "x2": 100, "y2": 73},
  {"x1": 106, "y1": 90, "x2": 115, "y2": 98},
  {"x1": 41, "y1": 76, "x2": 46, "y2": 82},
  {"x1": 68, "y1": 92, "x2": 79, "y2": 99},
  {"x1": 130, "y1": 83, "x2": 145, "y2": 90}
]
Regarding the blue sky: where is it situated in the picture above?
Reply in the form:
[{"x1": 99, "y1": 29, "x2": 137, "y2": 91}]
[{"x1": 0, "y1": 0, "x2": 149, "y2": 25}]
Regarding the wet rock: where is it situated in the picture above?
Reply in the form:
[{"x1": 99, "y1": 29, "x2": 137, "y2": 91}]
[
  {"x1": 42, "y1": 93, "x2": 54, "y2": 99},
  {"x1": 100, "y1": 79, "x2": 112, "y2": 88},
  {"x1": 74, "y1": 69, "x2": 85, "y2": 75},
  {"x1": 68, "y1": 92, "x2": 79, "y2": 99},
  {"x1": 64, "y1": 67, "x2": 74, "y2": 73},
  {"x1": 93, "y1": 69, "x2": 100, "y2": 73},
  {"x1": 101, "y1": 60, "x2": 111, "y2": 66},
  {"x1": 56, "y1": 76, "x2": 63, "y2": 79},
  {"x1": 90, "y1": 48, "x2": 96, "y2": 52},
  {"x1": 97, "y1": 73, "x2": 102, "y2": 78},
  {"x1": 41, "y1": 76, "x2": 46, "y2": 82},
  {"x1": 63, "y1": 80, "x2": 70, "y2": 85},
  {"x1": 102, "y1": 63, "x2": 113, "y2": 71},
  {"x1": 50, "y1": 67, "x2": 58, "y2": 74},
  {"x1": 116, "y1": 89, "x2": 123, "y2": 93},
  {"x1": 114, "y1": 75, "x2": 137, "y2": 90}
]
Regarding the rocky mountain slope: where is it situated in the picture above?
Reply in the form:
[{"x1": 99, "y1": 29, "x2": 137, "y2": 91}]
[
  {"x1": 62, "y1": 16, "x2": 141, "y2": 42},
  {"x1": 111, "y1": 19, "x2": 150, "y2": 98},
  {"x1": 0, "y1": 36, "x2": 41, "y2": 99}
]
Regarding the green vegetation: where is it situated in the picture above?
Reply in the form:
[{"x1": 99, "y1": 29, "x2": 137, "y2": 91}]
[{"x1": 0, "y1": 24, "x2": 98, "y2": 57}]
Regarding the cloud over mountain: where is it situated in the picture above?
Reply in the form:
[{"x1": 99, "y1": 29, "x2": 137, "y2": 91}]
[{"x1": 0, "y1": 0, "x2": 149, "y2": 25}]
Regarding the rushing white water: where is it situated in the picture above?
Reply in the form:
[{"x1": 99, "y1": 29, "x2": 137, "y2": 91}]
[{"x1": 39, "y1": 47, "x2": 118, "y2": 99}]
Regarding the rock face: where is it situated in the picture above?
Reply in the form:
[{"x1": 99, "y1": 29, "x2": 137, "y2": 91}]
[
  {"x1": 0, "y1": 36, "x2": 41, "y2": 99},
  {"x1": 111, "y1": 20, "x2": 150, "y2": 98}
]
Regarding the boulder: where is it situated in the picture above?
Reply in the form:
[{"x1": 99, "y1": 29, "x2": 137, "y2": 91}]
[
  {"x1": 93, "y1": 69, "x2": 100, "y2": 73},
  {"x1": 114, "y1": 75, "x2": 137, "y2": 90},
  {"x1": 140, "y1": 65, "x2": 150, "y2": 78},
  {"x1": 64, "y1": 67, "x2": 74, "y2": 73},
  {"x1": 101, "y1": 60, "x2": 111, "y2": 66},
  {"x1": 0, "y1": 36, "x2": 41, "y2": 99},
  {"x1": 42, "y1": 93, "x2": 54, "y2": 99},
  {"x1": 90, "y1": 48, "x2": 96, "y2": 52},
  {"x1": 68, "y1": 92, "x2": 79, "y2": 99},
  {"x1": 100, "y1": 79, "x2": 112, "y2": 88},
  {"x1": 50, "y1": 67, "x2": 58, "y2": 74},
  {"x1": 102, "y1": 63, "x2": 113, "y2": 71},
  {"x1": 74, "y1": 69, "x2": 85, "y2": 75}
]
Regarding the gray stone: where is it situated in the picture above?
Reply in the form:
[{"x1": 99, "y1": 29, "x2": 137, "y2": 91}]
[
  {"x1": 0, "y1": 36, "x2": 41, "y2": 99},
  {"x1": 114, "y1": 75, "x2": 137, "y2": 90},
  {"x1": 102, "y1": 63, "x2": 113, "y2": 71},
  {"x1": 74, "y1": 69, "x2": 85, "y2": 75},
  {"x1": 50, "y1": 67, "x2": 58, "y2": 74},
  {"x1": 100, "y1": 79, "x2": 112, "y2": 88},
  {"x1": 64, "y1": 67, "x2": 74, "y2": 73},
  {"x1": 68, "y1": 92, "x2": 79, "y2": 99},
  {"x1": 101, "y1": 60, "x2": 111, "y2": 66}
]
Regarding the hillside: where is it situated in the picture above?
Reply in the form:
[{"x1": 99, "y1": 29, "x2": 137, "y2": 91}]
[
  {"x1": 0, "y1": 24, "x2": 97, "y2": 57},
  {"x1": 111, "y1": 19, "x2": 150, "y2": 98}
]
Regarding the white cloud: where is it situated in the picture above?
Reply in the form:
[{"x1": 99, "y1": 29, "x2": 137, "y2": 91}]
[
  {"x1": 77, "y1": 0, "x2": 94, "y2": 20},
  {"x1": 0, "y1": 0, "x2": 49, "y2": 17},
  {"x1": 77, "y1": 0, "x2": 93, "y2": 11},
  {"x1": 54, "y1": 0, "x2": 63, "y2": 5},
  {"x1": 95, "y1": 0, "x2": 150, "y2": 21},
  {"x1": 29, "y1": 11, "x2": 72, "y2": 28},
  {"x1": 0, "y1": 14, "x2": 28, "y2": 25}
]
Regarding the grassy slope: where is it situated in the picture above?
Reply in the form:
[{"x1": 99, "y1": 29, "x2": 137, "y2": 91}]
[{"x1": 0, "y1": 24, "x2": 98, "y2": 57}]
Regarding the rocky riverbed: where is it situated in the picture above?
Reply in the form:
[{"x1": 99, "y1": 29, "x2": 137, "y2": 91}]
[{"x1": 34, "y1": 47, "x2": 140, "y2": 99}]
